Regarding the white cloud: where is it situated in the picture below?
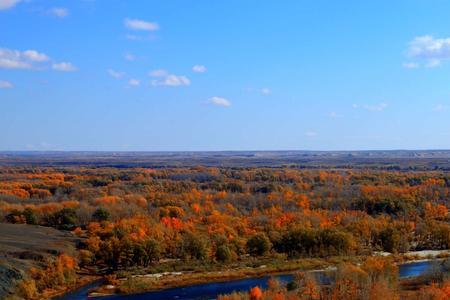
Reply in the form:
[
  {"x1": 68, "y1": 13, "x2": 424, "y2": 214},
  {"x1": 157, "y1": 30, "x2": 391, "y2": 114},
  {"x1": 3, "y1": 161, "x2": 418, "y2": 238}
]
[
  {"x1": 305, "y1": 131, "x2": 317, "y2": 137},
  {"x1": 149, "y1": 69, "x2": 168, "y2": 77},
  {"x1": 0, "y1": 48, "x2": 75, "y2": 72},
  {"x1": 0, "y1": 80, "x2": 12, "y2": 89},
  {"x1": 407, "y1": 35, "x2": 450, "y2": 59},
  {"x1": 406, "y1": 35, "x2": 450, "y2": 67},
  {"x1": 0, "y1": 51, "x2": 30, "y2": 69},
  {"x1": 353, "y1": 102, "x2": 388, "y2": 112},
  {"x1": 52, "y1": 62, "x2": 76, "y2": 72},
  {"x1": 192, "y1": 65, "x2": 206, "y2": 73},
  {"x1": 23, "y1": 50, "x2": 49, "y2": 62},
  {"x1": 0, "y1": 48, "x2": 50, "y2": 69},
  {"x1": 128, "y1": 79, "x2": 140, "y2": 87},
  {"x1": 0, "y1": 0, "x2": 21, "y2": 10},
  {"x1": 151, "y1": 75, "x2": 190, "y2": 87},
  {"x1": 124, "y1": 18, "x2": 159, "y2": 31},
  {"x1": 124, "y1": 53, "x2": 135, "y2": 61},
  {"x1": 261, "y1": 88, "x2": 271, "y2": 95},
  {"x1": 207, "y1": 96, "x2": 231, "y2": 107},
  {"x1": 149, "y1": 69, "x2": 190, "y2": 87},
  {"x1": 402, "y1": 62, "x2": 419, "y2": 69},
  {"x1": 107, "y1": 69, "x2": 125, "y2": 78},
  {"x1": 49, "y1": 7, "x2": 68, "y2": 18}
]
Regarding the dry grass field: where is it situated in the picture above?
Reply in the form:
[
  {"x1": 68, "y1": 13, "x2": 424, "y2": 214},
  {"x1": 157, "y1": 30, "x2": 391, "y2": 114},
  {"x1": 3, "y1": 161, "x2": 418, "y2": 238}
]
[{"x1": 0, "y1": 224, "x2": 79, "y2": 298}]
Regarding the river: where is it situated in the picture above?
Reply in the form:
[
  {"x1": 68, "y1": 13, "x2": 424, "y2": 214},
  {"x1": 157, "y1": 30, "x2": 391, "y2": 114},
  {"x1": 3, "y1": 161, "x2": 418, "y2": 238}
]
[{"x1": 59, "y1": 260, "x2": 436, "y2": 300}]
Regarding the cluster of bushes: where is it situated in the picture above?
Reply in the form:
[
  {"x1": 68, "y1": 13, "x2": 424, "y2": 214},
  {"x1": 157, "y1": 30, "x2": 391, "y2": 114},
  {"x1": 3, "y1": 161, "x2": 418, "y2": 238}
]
[{"x1": 17, "y1": 254, "x2": 77, "y2": 299}]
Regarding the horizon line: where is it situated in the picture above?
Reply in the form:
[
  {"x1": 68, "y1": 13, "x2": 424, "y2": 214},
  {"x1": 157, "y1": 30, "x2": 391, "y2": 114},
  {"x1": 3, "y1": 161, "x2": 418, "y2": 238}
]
[{"x1": 2, "y1": 149, "x2": 450, "y2": 153}]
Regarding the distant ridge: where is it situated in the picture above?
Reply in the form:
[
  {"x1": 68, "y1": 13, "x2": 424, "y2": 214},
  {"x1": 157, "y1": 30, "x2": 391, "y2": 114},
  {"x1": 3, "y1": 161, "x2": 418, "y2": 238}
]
[{"x1": 1, "y1": 150, "x2": 450, "y2": 170}]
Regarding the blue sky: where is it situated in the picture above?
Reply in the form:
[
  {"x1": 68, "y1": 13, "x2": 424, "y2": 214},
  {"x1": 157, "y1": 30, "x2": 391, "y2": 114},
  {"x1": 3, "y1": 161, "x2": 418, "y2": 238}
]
[{"x1": 2, "y1": 0, "x2": 450, "y2": 151}]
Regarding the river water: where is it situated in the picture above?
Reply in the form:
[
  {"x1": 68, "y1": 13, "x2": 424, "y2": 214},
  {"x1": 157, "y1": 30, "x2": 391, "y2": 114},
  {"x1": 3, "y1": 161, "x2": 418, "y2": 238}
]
[{"x1": 60, "y1": 260, "x2": 435, "y2": 300}]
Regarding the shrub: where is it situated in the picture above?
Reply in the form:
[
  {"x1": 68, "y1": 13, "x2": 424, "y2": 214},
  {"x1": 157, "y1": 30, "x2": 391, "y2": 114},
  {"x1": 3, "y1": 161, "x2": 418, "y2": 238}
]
[
  {"x1": 247, "y1": 233, "x2": 272, "y2": 256},
  {"x1": 92, "y1": 207, "x2": 110, "y2": 222},
  {"x1": 216, "y1": 244, "x2": 232, "y2": 263}
]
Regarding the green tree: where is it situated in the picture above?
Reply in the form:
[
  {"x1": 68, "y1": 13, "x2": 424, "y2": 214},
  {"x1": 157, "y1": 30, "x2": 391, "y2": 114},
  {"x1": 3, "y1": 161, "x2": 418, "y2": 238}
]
[
  {"x1": 379, "y1": 228, "x2": 400, "y2": 253},
  {"x1": 215, "y1": 244, "x2": 232, "y2": 263},
  {"x1": 247, "y1": 233, "x2": 272, "y2": 256},
  {"x1": 47, "y1": 208, "x2": 78, "y2": 230},
  {"x1": 23, "y1": 208, "x2": 37, "y2": 225},
  {"x1": 180, "y1": 232, "x2": 207, "y2": 261},
  {"x1": 92, "y1": 207, "x2": 110, "y2": 222},
  {"x1": 143, "y1": 239, "x2": 161, "y2": 266}
]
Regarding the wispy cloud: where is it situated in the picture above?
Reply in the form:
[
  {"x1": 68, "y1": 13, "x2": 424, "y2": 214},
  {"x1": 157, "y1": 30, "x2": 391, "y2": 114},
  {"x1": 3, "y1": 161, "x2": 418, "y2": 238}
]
[
  {"x1": 124, "y1": 53, "x2": 135, "y2": 61},
  {"x1": 192, "y1": 65, "x2": 207, "y2": 73},
  {"x1": 327, "y1": 111, "x2": 343, "y2": 118},
  {"x1": 125, "y1": 34, "x2": 158, "y2": 41},
  {"x1": 49, "y1": 7, "x2": 69, "y2": 18},
  {"x1": 261, "y1": 88, "x2": 271, "y2": 95},
  {"x1": 25, "y1": 142, "x2": 62, "y2": 151},
  {"x1": 52, "y1": 62, "x2": 76, "y2": 72},
  {"x1": 305, "y1": 131, "x2": 317, "y2": 137},
  {"x1": 425, "y1": 59, "x2": 441, "y2": 68},
  {"x1": 246, "y1": 87, "x2": 272, "y2": 95},
  {"x1": 402, "y1": 62, "x2": 418, "y2": 69},
  {"x1": 128, "y1": 79, "x2": 140, "y2": 87},
  {"x1": 0, "y1": 0, "x2": 21, "y2": 10},
  {"x1": 433, "y1": 104, "x2": 450, "y2": 112},
  {"x1": 405, "y1": 35, "x2": 450, "y2": 68},
  {"x1": 149, "y1": 69, "x2": 168, "y2": 77},
  {"x1": 207, "y1": 96, "x2": 231, "y2": 107},
  {"x1": 0, "y1": 80, "x2": 13, "y2": 89},
  {"x1": 125, "y1": 34, "x2": 141, "y2": 41},
  {"x1": 151, "y1": 75, "x2": 190, "y2": 87},
  {"x1": 149, "y1": 69, "x2": 190, "y2": 87},
  {"x1": 124, "y1": 18, "x2": 159, "y2": 31},
  {"x1": 107, "y1": 69, "x2": 125, "y2": 78},
  {"x1": 353, "y1": 102, "x2": 388, "y2": 112}
]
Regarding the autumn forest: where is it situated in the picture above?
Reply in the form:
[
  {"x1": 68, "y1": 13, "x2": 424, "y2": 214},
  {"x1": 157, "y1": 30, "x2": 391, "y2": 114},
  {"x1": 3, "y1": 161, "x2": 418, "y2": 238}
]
[{"x1": 0, "y1": 158, "x2": 450, "y2": 299}]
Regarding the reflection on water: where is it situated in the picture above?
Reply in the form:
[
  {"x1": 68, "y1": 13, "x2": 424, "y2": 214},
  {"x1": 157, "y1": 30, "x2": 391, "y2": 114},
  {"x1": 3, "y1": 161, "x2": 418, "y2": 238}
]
[{"x1": 398, "y1": 260, "x2": 436, "y2": 278}]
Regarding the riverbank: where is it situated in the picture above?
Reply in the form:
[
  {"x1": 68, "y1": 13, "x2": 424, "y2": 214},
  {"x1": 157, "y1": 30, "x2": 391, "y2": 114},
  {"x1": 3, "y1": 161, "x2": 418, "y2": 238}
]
[
  {"x1": 374, "y1": 249, "x2": 450, "y2": 265},
  {"x1": 375, "y1": 249, "x2": 450, "y2": 260},
  {"x1": 87, "y1": 257, "x2": 345, "y2": 297},
  {"x1": 47, "y1": 275, "x2": 101, "y2": 300},
  {"x1": 84, "y1": 251, "x2": 450, "y2": 298},
  {"x1": 87, "y1": 254, "x2": 394, "y2": 297}
]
